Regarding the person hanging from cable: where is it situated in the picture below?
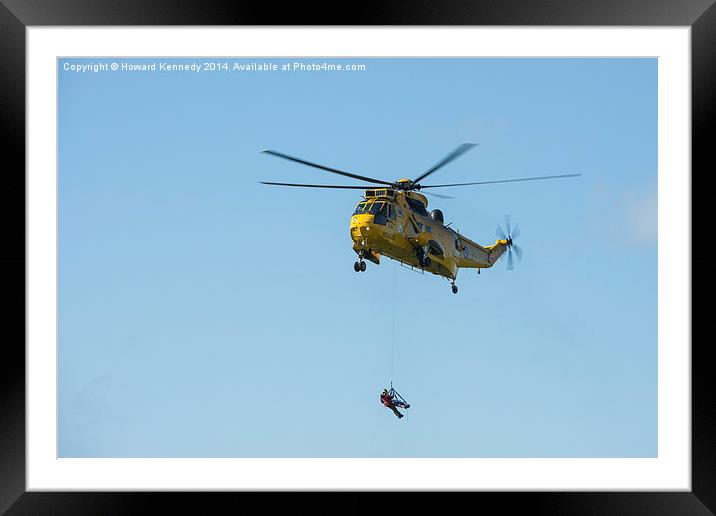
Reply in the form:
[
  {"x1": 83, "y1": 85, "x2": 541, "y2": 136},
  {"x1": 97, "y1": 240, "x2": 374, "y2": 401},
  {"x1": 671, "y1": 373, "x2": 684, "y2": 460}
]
[
  {"x1": 380, "y1": 385, "x2": 410, "y2": 419},
  {"x1": 380, "y1": 388, "x2": 404, "y2": 419}
]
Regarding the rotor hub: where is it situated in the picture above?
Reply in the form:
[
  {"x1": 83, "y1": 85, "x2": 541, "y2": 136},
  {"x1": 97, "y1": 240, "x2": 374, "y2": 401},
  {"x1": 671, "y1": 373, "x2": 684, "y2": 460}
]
[{"x1": 394, "y1": 179, "x2": 417, "y2": 191}]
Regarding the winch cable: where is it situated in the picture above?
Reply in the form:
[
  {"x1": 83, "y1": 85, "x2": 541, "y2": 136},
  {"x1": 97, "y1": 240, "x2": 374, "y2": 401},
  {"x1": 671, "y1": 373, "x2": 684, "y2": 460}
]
[
  {"x1": 393, "y1": 260, "x2": 409, "y2": 424},
  {"x1": 390, "y1": 258, "x2": 397, "y2": 382}
]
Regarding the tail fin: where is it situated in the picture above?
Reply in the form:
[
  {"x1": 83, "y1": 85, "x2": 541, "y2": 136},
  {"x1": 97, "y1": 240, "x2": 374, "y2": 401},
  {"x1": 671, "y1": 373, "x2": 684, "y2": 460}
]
[{"x1": 484, "y1": 239, "x2": 510, "y2": 267}]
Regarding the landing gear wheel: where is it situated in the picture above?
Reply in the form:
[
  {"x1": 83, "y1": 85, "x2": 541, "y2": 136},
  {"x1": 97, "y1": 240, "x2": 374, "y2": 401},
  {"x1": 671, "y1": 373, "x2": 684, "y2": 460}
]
[
  {"x1": 452, "y1": 284, "x2": 458, "y2": 294},
  {"x1": 360, "y1": 261, "x2": 366, "y2": 272},
  {"x1": 354, "y1": 261, "x2": 361, "y2": 272}
]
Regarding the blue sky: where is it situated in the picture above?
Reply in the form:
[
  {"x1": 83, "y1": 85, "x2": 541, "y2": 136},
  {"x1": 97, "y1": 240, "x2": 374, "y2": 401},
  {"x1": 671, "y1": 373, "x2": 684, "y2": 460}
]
[{"x1": 58, "y1": 58, "x2": 657, "y2": 457}]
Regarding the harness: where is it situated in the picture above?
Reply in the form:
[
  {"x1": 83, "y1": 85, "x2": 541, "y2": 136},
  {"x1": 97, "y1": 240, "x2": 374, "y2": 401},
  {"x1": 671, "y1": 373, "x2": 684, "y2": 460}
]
[{"x1": 387, "y1": 383, "x2": 410, "y2": 409}]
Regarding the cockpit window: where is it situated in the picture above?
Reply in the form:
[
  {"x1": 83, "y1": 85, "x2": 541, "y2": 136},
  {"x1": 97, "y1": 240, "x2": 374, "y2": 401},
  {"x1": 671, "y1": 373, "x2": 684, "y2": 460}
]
[
  {"x1": 369, "y1": 202, "x2": 385, "y2": 214},
  {"x1": 354, "y1": 201, "x2": 390, "y2": 224},
  {"x1": 371, "y1": 202, "x2": 388, "y2": 225},
  {"x1": 353, "y1": 202, "x2": 368, "y2": 214}
]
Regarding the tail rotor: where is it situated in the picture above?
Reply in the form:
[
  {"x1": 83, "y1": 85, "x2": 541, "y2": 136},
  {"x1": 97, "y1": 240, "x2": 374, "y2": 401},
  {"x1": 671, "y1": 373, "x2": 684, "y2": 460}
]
[{"x1": 496, "y1": 215, "x2": 523, "y2": 270}]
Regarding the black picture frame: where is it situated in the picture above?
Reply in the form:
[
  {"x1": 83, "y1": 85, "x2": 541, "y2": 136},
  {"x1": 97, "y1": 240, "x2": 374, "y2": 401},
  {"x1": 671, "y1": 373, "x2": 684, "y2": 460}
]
[{"x1": 1, "y1": 1, "x2": 708, "y2": 513}]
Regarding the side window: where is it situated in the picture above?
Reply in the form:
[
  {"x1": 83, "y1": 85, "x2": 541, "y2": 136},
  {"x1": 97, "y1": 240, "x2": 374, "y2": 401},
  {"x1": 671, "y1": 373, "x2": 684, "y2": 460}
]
[
  {"x1": 397, "y1": 208, "x2": 403, "y2": 217},
  {"x1": 426, "y1": 226, "x2": 432, "y2": 233},
  {"x1": 388, "y1": 205, "x2": 395, "y2": 221}
]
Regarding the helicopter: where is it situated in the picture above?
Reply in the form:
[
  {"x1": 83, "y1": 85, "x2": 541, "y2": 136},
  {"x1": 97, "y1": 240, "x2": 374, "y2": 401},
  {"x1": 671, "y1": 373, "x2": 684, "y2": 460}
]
[{"x1": 260, "y1": 143, "x2": 580, "y2": 293}]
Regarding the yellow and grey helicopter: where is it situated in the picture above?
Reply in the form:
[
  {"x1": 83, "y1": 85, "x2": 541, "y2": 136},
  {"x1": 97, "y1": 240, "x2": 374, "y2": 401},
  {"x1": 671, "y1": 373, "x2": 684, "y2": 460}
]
[{"x1": 261, "y1": 144, "x2": 579, "y2": 293}]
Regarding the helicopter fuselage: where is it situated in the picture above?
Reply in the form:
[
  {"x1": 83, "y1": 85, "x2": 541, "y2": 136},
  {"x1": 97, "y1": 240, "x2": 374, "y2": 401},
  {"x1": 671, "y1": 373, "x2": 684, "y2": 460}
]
[
  {"x1": 260, "y1": 143, "x2": 575, "y2": 291},
  {"x1": 349, "y1": 189, "x2": 509, "y2": 280}
]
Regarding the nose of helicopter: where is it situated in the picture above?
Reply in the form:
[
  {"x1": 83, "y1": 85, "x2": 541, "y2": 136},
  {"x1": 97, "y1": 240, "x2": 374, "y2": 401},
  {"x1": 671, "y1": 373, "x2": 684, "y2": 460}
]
[{"x1": 350, "y1": 213, "x2": 373, "y2": 243}]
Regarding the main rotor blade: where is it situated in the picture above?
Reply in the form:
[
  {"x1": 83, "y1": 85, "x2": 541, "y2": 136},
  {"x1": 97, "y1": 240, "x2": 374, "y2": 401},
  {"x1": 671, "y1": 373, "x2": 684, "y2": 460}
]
[
  {"x1": 423, "y1": 191, "x2": 455, "y2": 200},
  {"x1": 421, "y1": 173, "x2": 582, "y2": 189},
  {"x1": 412, "y1": 143, "x2": 478, "y2": 184},
  {"x1": 262, "y1": 150, "x2": 393, "y2": 186},
  {"x1": 260, "y1": 181, "x2": 371, "y2": 189}
]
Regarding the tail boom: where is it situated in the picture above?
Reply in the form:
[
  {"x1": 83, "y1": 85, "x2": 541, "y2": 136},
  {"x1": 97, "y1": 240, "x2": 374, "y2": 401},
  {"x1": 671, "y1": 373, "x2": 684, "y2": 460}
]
[{"x1": 455, "y1": 236, "x2": 509, "y2": 270}]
